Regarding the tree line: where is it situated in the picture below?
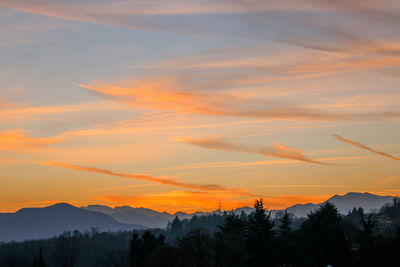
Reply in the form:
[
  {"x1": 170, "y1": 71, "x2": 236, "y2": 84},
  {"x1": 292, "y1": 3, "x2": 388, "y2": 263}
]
[{"x1": 1, "y1": 198, "x2": 400, "y2": 267}]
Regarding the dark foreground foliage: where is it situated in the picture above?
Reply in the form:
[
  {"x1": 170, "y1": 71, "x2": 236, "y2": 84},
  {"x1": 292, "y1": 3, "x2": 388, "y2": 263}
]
[{"x1": 2, "y1": 198, "x2": 400, "y2": 267}]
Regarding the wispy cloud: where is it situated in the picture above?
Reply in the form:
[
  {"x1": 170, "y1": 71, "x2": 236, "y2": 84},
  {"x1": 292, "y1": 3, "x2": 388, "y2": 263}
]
[
  {"x1": 0, "y1": 101, "x2": 124, "y2": 122},
  {"x1": 0, "y1": 129, "x2": 63, "y2": 152},
  {"x1": 39, "y1": 161, "x2": 251, "y2": 195},
  {"x1": 256, "y1": 184, "x2": 350, "y2": 188},
  {"x1": 81, "y1": 79, "x2": 400, "y2": 122},
  {"x1": 370, "y1": 175, "x2": 400, "y2": 188},
  {"x1": 1, "y1": 0, "x2": 399, "y2": 54},
  {"x1": 178, "y1": 138, "x2": 328, "y2": 164},
  {"x1": 152, "y1": 155, "x2": 370, "y2": 172},
  {"x1": 333, "y1": 134, "x2": 400, "y2": 161}
]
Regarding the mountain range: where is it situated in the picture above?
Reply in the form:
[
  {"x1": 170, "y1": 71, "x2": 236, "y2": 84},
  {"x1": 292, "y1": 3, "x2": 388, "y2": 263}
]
[
  {"x1": 281, "y1": 192, "x2": 393, "y2": 218},
  {"x1": 0, "y1": 192, "x2": 394, "y2": 242},
  {"x1": 0, "y1": 203, "x2": 145, "y2": 243},
  {"x1": 83, "y1": 192, "x2": 394, "y2": 227}
]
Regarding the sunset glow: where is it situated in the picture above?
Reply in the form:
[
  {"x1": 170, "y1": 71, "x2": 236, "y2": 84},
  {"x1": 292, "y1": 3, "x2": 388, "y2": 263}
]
[{"x1": 1, "y1": 0, "x2": 399, "y2": 214}]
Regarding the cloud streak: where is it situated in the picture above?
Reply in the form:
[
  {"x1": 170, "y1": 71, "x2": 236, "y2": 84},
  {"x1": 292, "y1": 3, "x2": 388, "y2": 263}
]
[
  {"x1": 178, "y1": 138, "x2": 328, "y2": 164},
  {"x1": 39, "y1": 161, "x2": 251, "y2": 195},
  {"x1": 333, "y1": 134, "x2": 400, "y2": 161},
  {"x1": 152, "y1": 155, "x2": 370, "y2": 172},
  {"x1": 0, "y1": 101, "x2": 124, "y2": 122},
  {"x1": 1, "y1": 0, "x2": 399, "y2": 54},
  {"x1": 81, "y1": 79, "x2": 400, "y2": 122},
  {"x1": 0, "y1": 129, "x2": 63, "y2": 152}
]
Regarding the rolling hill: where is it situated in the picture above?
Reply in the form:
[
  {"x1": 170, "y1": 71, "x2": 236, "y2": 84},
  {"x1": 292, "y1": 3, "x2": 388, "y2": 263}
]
[{"x1": 0, "y1": 203, "x2": 145, "y2": 242}]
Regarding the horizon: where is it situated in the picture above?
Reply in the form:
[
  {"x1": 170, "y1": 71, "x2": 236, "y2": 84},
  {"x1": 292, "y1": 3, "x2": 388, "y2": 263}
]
[
  {"x1": 1, "y1": 191, "x2": 395, "y2": 214},
  {"x1": 1, "y1": 0, "x2": 400, "y2": 214}
]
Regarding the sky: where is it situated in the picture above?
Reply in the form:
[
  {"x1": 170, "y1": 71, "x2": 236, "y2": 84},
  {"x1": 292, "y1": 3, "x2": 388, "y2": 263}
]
[{"x1": 0, "y1": 0, "x2": 399, "y2": 213}]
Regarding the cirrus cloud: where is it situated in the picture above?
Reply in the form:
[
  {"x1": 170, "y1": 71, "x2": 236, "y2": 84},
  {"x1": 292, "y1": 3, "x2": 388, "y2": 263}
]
[
  {"x1": 0, "y1": 129, "x2": 63, "y2": 152},
  {"x1": 39, "y1": 161, "x2": 251, "y2": 196},
  {"x1": 178, "y1": 138, "x2": 328, "y2": 165},
  {"x1": 333, "y1": 134, "x2": 400, "y2": 161},
  {"x1": 81, "y1": 79, "x2": 400, "y2": 122},
  {"x1": 1, "y1": 0, "x2": 399, "y2": 54}
]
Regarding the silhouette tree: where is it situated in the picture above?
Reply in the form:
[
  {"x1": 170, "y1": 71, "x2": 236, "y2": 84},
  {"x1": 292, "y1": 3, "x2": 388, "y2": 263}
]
[
  {"x1": 215, "y1": 213, "x2": 247, "y2": 267},
  {"x1": 274, "y1": 210, "x2": 298, "y2": 266},
  {"x1": 278, "y1": 210, "x2": 291, "y2": 238},
  {"x1": 6, "y1": 198, "x2": 400, "y2": 266},
  {"x1": 176, "y1": 228, "x2": 214, "y2": 267},
  {"x1": 358, "y1": 214, "x2": 376, "y2": 266},
  {"x1": 300, "y1": 202, "x2": 350, "y2": 266},
  {"x1": 245, "y1": 199, "x2": 275, "y2": 266},
  {"x1": 32, "y1": 248, "x2": 46, "y2": 267},
  {"x1": 129, "y1": 231, "x2": 165, "y2": 267},
  {"x1": 52, "y1": 233, "x2": 79, "y2": 267},
  {"x1": 170, "y1": 216, "x2": 183, "y2": 234},
  {"x1": 146, "y1": 244, "x2": 178, "y2": 267}
]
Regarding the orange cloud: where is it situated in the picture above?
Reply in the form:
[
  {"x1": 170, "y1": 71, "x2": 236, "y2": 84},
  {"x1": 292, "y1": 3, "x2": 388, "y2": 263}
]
[
  {"x1": 333, "y1": 134, "x2": 400, "y2": 161},
  {"x1": 81, "y1": 78, "x2": 400, "y2": 122},
  {"x1": 0, "y1": 101, "x2": 124, "y2": 121},
  {"x1": 62, "y1": 117, "x2": 266, "y2": 138},
  {"x1": 39, "y1": 161, "x2": 250, "y2": 196},
  {"x1": 370, "y1": 176, "x2": 400, "y2": 189},
  {"x1": 153, "y1": 155, "x2": 370, "y2": 172},
  {"x1": 135, "y1": 48, "x2": 400, "y2": 80},
  {"x1": 178, "y1": 138, "x2": 328, "y2": 164},
  {"x1": 256, "y1": 184, "x2": 350, "y2": 188},
  {"x1": 0, "y1": 129, "x2": 63, "y2": 152}
]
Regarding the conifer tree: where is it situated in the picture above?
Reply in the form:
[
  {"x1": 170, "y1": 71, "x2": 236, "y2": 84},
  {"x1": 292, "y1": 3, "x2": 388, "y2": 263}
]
[
  {"x1": 171, "y1": 216, "x2": 183, "y2": 234},
  {"x1": 300, "y1": 202, "x2": 350, "y2": 266},
  {"x1": 32, "y1": 248, "x2": 46, "y2": 267},
  {"x1": 215, "y1": 213, "x2": 247, "y2": 267},
  {"x1": 245, "y1": 199, "x2": 275, "y2": 266}
]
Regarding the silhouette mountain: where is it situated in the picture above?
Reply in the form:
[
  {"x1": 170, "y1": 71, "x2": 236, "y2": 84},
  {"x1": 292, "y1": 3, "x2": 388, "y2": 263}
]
[
  {"x1": 83, "y1": 205, "x2": 174, "y2": 228},
  {"x1": 0, "y1": 203, "x2": 145, "y2": 242},
  {"x1": 0, "y1": 192, "x2": 393, "y2": 242},
  {"x1": 283, "y1": 192, "x2": 394, "y2": 217},
  {"x1": 83, "y1": 205, "x2": 255, "y2": 228},
  {"x1": 84, "y1": 192, "x2": 394, "y2": 226}
]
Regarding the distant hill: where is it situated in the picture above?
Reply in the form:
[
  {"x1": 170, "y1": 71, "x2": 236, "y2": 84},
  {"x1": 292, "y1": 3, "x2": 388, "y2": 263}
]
[
  {"x1": 82, "y1": 205, "x2": 255, "y2": 228},
  {"x1": 0, "y1": 192, "x2": 394, "y2": 242},
  {"x1": 282, "y1": 192, "x2": 394, "y2": 218},
  {"x1": 84, "y1": 193, "x2": 394, "y2": 226},
  {"x1": 83, "y1": 205, "x2": 174, "y2": 228},
  {"x1": 0, "y1": 203, "x2": 145, "y2": 242}
]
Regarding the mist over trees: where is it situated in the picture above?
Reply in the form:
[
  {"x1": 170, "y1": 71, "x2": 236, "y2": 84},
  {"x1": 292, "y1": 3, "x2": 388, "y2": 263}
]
[{"x1": 2, "y1": 199, "x2": 400, "y2": 267}]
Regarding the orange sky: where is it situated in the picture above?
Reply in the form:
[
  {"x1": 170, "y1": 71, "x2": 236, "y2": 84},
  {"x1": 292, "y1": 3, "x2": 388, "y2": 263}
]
[{"x1": 0, "y1": 0, "x2": 399, "y2": 213}]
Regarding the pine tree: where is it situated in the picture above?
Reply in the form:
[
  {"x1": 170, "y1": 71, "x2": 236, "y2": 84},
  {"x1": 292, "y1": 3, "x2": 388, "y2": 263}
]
[
  {"x1": 129, "y1": 231, "x2": 165, "y2": 267},
  {"x1": 171, "y1": 216, "x2": 183, "y2": 234},
  {"x1": 215, "y1": 213, "x2": 247, "y2": 267},
  {"x1": 278, "y1": 210, "x2": 291, "y2": 238},
  {"x1": 276, "y1": 210, "x2": 298, "y2": 266},
  {"x1": 32, "y1": 248, "x2": 46, "y2": 267},
  {"x1": 176, "y1": 228, "x2": 214, "y2": 267},
  {"x1": 300, "y1": 202, "x2": 350, "y2": 266},
  {"x1": 245, "y1": 199, "x2": 275, "y2": 266},
  {"x1": 359, "y1": 214, "x2": 376, "y2": 266}
]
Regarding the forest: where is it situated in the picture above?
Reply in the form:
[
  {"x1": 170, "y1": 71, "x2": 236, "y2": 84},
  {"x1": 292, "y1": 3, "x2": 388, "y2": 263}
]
[{"x1": 1, "y1": 199, "x2": 400, "y2": 267}]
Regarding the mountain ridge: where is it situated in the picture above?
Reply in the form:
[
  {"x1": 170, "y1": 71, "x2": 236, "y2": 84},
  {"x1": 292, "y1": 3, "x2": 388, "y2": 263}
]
[
  {"x1": 82, "y1": 192, "x2": 394, "y2": 228},
  {"x1": 0, "y1": 192, "x2": 394, "y2": 242},
  {"x1": 0, "y1": 203, "x2": 146, "y2": 242}
]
